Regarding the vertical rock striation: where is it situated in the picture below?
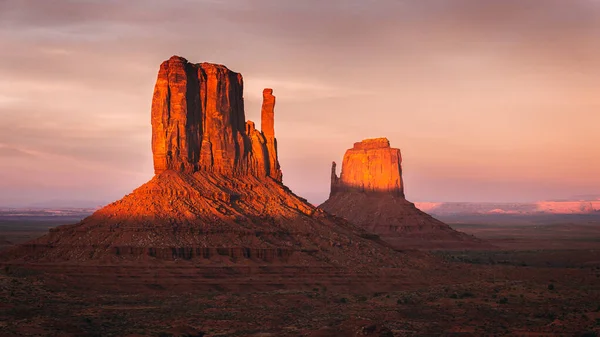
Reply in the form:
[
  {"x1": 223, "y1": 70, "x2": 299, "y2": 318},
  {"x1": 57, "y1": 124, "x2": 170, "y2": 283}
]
[
  {"x1": 151, "y1": 56, "x2": 201, "y2": 174},
  {"x1": 151, "y1": 56, "x2": 281, "y2": 181},
  {"x1": 196, "y1": 62, "x2": 246, "y2": 175}
]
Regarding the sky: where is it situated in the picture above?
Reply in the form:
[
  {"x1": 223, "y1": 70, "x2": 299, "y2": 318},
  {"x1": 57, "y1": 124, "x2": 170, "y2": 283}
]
[{"x1": 1, "y1": 0, "x2": 600, "y2": 207}]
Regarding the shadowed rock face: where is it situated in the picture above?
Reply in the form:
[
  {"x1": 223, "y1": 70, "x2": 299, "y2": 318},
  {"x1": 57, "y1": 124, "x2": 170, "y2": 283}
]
[
  {"x1": 151, "y1": 56, "x2": 281, "y2": 181},
  {"x1": 321, "y1": 138, "x2": 486, "y2": 250}
]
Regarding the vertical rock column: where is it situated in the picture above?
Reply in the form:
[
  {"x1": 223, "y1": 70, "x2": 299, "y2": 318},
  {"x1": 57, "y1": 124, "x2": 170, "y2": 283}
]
[
  {"x1": 197, "y1": 63, "x2": 246, "y2": 175},
  {"x1": 151, "y1": 56, "x2": 201, "y2": 174},
  {"x1": 330, "y1": 161, "x2": 340, "y2": 194},
  {"x1": 261, "y1": 88, "x2": 283, "y2": 182}
]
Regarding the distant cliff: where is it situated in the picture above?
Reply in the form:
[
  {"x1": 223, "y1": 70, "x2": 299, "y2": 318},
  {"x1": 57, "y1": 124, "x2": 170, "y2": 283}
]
[{"x1": 416, "y1": 201, "x2": 600, "y2": 216}]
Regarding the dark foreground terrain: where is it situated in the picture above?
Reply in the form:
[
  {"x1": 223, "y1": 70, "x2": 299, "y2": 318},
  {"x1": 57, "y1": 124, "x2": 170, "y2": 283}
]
[
  {"x1": 1, "y1": 211, "x2": 600, "y2": 336},
  {"x1": 444, "y1": 213, "x2": 600, "y2": 250}
]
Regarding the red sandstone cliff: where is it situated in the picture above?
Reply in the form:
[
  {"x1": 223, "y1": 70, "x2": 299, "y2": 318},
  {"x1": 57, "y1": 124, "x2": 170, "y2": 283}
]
[
  {"x1": 151, "y1": 56, "x2": 281, "y2": 181},
  {"x1": 321, "y1": 138, "x2": 486, "y2": 250}
]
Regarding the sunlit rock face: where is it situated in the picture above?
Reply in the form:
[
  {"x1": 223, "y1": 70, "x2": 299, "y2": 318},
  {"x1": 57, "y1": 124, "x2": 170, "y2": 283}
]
[
  {"x1": 321, "y1": 138, "x2": 486, "y2": 250},
  {"x1": 330, "y1": 138, "x2": 404, "y2": 197},
  {"x1": 261, "y1": 88, "x2": 282, "y2": 181},
  {"x1": 151, "y1": 56, "x2": 281, "y2": 181}
]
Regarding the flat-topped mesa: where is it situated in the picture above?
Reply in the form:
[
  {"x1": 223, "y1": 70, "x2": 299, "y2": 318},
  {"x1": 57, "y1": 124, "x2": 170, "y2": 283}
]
[
  {"x1": 352, "y1": 137, "x2": 391, "y2": 150},
  {"x1": 151, "y1": 56, "x2": 282, "y2": 182},
  {"x1": 330, "y1": 137, "x2": 404, "y2": 197}
]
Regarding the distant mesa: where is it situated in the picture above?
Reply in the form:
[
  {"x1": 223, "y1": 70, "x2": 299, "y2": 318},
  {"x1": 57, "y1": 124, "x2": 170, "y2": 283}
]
[
  {"x1": 416, "y1": 200, "x2": 600, "y2": 216},
  {"x1": 1, "y1": 56, "x2": 409, "y2": 273},
  {"x1": 330, "y1": 138, "x2": 404, "y2": 197},
  {"x1": 320, "y1": 138, "x2": 487, "y2": 250}
]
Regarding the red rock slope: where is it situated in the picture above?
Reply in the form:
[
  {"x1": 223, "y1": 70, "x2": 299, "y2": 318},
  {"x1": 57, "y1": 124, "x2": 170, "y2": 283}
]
[{"x1": 320, "y1": 138, "x2": 486, "y2": 250}]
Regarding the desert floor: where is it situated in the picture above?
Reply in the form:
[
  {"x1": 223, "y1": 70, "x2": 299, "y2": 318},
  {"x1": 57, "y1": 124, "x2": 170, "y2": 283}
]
[{"x1": 1, "y1": 213, "x2": 600, "y2": 336}]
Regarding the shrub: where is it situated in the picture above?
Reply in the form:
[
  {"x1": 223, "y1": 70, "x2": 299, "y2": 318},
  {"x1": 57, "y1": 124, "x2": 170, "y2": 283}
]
[{"x1": 460, "y1": 292, "x2": 475, "y2": 299}]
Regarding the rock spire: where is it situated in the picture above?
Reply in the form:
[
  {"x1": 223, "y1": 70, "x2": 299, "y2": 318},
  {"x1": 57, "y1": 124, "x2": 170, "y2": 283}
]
[{"x1": 260, "y1": 88, "x2": 282, "y2": 181}]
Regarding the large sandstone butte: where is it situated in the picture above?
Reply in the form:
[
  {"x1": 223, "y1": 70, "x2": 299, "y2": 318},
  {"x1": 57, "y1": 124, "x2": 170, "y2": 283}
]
[
  {"x1": 321, "y1": 138, "x2": 485, "y2": 250},
  {"x1": 1, "y1": 57, "x2": 437, "y2": 289},
  {"x1": 151, "y1": 57, "x2": 282, "y2": 180}
]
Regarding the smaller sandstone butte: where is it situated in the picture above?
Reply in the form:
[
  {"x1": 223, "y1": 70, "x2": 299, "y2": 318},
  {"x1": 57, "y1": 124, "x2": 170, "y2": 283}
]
[
  {"x1": 331, "y1": 138, "x2": 404, "y2": 197},
  {"x1": 321, "y1": 138, "x2": 485, "y2": 250}
]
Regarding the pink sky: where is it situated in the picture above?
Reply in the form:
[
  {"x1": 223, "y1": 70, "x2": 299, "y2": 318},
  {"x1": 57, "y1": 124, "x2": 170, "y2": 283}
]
[{"x1": 0, "y1": 0, "x2": 599, "y2": 207}]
